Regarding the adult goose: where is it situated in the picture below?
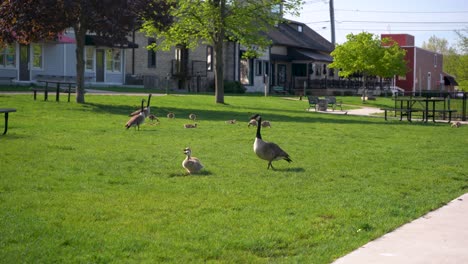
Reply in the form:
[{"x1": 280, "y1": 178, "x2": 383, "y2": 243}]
[
  {"x1": 130, "y1": 94, "x2": 152, "y2": 117},
  {"x1": 251, "y1": 114, "x2": 292, "y2": 169},
  {"x1": 125, "y1": 99, "x2": 146, "y2": 130},
  {"x1": 182, "y1": 147, "x2": 204, "y2": 174}
]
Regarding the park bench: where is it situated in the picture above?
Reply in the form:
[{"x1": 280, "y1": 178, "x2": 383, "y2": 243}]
[
  {"x1": 0, "y1": 108, "x2": 16, "y2": 135},
  {"x1": 272, "y1": 86, "x2": 287, "y2": 95},
  {"x1": 307, "y1": 96, "x2": 319, "y2": 111},
  {"x1": 325, "y1": 96, "x2": 343, "y2": 111},
  {"x1": 0, "y1": 77, "x2": 15, "y2": 85}
]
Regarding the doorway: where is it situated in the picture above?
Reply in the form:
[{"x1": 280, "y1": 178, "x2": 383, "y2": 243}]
[
  {"x1": 19, "y1": 45, "x2": 30, "y2": 81},
  {"x1": 96, "y1": 49, "x2": 105, "y2": 82}
]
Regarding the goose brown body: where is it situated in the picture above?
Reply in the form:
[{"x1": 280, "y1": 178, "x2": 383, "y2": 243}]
[
  {"x1": 125, "y1": 99, "x2": 146, "y2": 130},
  {"x1": 182, "y1": 147, "x2": 204, "y2": 174},
  {"x1": 252, "y1": 114, "x2": 291, "y2": 169}
]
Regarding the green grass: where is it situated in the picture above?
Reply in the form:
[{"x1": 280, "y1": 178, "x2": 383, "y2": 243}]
[{"x1": 1, "y1": 93, "x2": 467, "y2": 263}]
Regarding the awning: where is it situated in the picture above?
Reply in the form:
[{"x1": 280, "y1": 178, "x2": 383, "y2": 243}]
[
  {"x1": 444, "y1": 76, "x2": 458, "y2": 86},
  {"x1": 85, "y1": 35, "x2": 138, "y2": 49},
  {"x1": 291, "y1": 49, "x2": 333, "y2": 63},
  {"x1": 57, "y1": 33, "x2": 76, "y2": 44}
]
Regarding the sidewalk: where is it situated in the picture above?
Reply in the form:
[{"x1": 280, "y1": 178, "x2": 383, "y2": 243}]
[{"x1": 333, "y1": 193, "x2": 468, "y2": 264}]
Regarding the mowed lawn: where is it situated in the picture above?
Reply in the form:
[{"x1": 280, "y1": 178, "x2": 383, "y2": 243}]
[{"x1": 0, "y1": 93, "x2": 467, "y2": 263}]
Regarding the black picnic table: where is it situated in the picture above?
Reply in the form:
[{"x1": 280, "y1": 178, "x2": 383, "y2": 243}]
[
  {"x1": 0, "y1": 108, "x2": 16, "y2": 135},
  {"x1": 36, "y1": 79, "x2": 76, "y2": 102}
]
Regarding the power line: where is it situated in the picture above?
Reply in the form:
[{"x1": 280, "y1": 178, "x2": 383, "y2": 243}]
[
  {"x1": 338, "y1": 21, "x2": 468, "y2": 24},
  {"x1": 335, "y1": 9, "x2": 468, "y2": 14}
]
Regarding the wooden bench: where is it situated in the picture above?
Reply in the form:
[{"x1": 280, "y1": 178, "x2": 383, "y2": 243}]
[
  {"x1": 0, "y1": 108, "x2": 16, "y2": 135},
  {"x1": 272, "y1": 86, "x2": 287, "y2": 95},
  {"x1": 381, "y1": 108, "x2": 420, "y2": 122}
]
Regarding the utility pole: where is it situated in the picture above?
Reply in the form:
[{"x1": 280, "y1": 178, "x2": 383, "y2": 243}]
[{"x1": 329, "y1": 0, "x2": 336, "y2": 45}]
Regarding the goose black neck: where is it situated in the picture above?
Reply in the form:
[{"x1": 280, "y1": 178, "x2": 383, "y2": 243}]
[
  {"x1": 141, "y1": 100, "x2": 145, "y2": 111},
  {"x1": 256, "y1": 117, "x2": 262, "y2": 139},
  {"x1": 147, "y1": 94, "x2": 151, "y2": 107}
]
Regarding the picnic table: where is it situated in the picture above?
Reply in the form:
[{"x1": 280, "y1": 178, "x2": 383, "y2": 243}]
[
  {"x1": 33, "y1": 79, "x2": 76, "y2": 102},
  {"x1": 382, "y1": 97, "x2": 455, "y2": 123},
  {"x1": 0, "y1": 108, "x2": 16, "y2": 135}
]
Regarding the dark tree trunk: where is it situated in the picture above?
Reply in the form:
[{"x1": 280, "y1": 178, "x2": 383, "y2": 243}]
[
  {"x1": 74, "y1": 25, "x2": 86, "y2": 103},
  {"x1": 213, "y1": 0, "x2": 226, "y2": 104}
]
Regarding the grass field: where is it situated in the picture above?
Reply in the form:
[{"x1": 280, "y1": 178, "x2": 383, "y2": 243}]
[{"x1": 1, "y1": 93, "x2": 467, "y2": 263}]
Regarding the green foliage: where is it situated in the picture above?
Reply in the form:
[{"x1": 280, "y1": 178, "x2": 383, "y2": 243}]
[
  {"x1": 0, "y1": 94, "x2": 467, "y2": 263},
  {"x1": 223, "y1": 80, "x2": 246, "y2": 94},
  {"x1": 329, "y1": 32, "x2": 407, "y2": 78}
]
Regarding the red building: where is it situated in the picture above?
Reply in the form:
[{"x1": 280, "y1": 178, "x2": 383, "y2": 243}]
[{"x1": 381, "y1": 34, "x2": 445, "y2": 94}]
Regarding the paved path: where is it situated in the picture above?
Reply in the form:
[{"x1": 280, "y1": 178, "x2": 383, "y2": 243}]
[{"x1": 333, "y1": 193, "x2": 468, "y2": 264}]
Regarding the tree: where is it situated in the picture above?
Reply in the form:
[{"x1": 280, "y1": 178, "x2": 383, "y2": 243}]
[
  {"x1": 141, "y1": 0, "x2": 302, "y2": 104},
  {"x1": 329, "y1": 32, "x2": 407, "y2": 101},
  {"x1": 421, "y1": 35, "x2": 456, "y2": 55},
  {"x1": 0, "y1": 0, "x2": 172, "y2": 103}
]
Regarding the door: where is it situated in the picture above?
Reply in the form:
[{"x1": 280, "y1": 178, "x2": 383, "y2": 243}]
[
  {"x1": 96, "y1": 49, "x2": 105, "y2": 82},
  {"x1": 278, "y1": 64, "x2": 287, "y2": 87},
  {"x1": 427, "y1": 72, "x2": 431, "y2": 90},
  {"x1": 19, "y1": 45, "x2": 30, "y2": 81}
]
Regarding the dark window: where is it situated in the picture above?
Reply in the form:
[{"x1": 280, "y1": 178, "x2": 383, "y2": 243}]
[
  {"x1": 207, "y1": 46, "x2": 213, "y2": 71},
  {"x1": 292, "y1": 63, "x2": 307, "y2": 77},
  {"x1": 147, "y1": 38, "x2": 156, "y2": 68},
  {"x1": 255, "y1": 60, "x2": 262, "y2": 76}
]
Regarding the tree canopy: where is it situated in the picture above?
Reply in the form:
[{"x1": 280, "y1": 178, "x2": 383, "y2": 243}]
[
  {"x1": 329, "y1": 32, "x2": 407, "y2": 79},
  {"x1": 141, "y1": 0, "x2": 303, "y2": 104},
  {"x1": 0, "y1": 0, "x2": 172, "y2": 103}
]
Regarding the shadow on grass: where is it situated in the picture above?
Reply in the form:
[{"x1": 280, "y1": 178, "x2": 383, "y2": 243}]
[
  {"x1": 81, "y1": 100, "x2": 448, "y2": 127},
  {"x1": 168, "y1": 170, "x2": 213, "y2": 177}
]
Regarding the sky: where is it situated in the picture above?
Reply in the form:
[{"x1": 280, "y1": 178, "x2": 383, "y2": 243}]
[{"x1": 285, "y1": 0, "x2": 468, "y2": 48}]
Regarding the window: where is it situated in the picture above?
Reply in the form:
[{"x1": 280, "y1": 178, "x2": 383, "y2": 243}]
[
  {"x1": 0, "y1": 45, "x2": 16, "y2": 68},
  {"x1": 32, "y1": 44, "x2": 43, "y2": 69},
  {"x1": 434, "y1": 54, "x2": 437, "y2": 68},
  {"x1": 85, "y1": 47, "x2": 94, "y2": 71},
  {"x1": 206, "y1": 46, "x2": 213, "y2": 71},
  {"x1": 297, "y1": 25, "x2": 303, "y2": 32},
  {"x1": 263, "y1": 61, "x2": 269, "y2": 76},
  {"x1": 255, "y1": 60, "x2": 263, "y2": 76},
  {"x1": 106, "y1": 49, "x2": 121, "y2": 72},
  {"x1": 148, "y1": 38, "x2": 156, "y2": 68},
  {"x1": 292, "y1": 63, "x2": 307, "y2": 77}
]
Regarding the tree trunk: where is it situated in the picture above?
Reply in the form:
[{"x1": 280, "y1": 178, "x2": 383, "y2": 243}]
[
  {"x1": 74, "y1": 25, "x2": 86, "y2": 103},
  {"x1": 214, "y1": 39, "x2": 225, "y2": 104},
  {"x1": 213, "y1": 0, "x2": 226, "y2": 104}
]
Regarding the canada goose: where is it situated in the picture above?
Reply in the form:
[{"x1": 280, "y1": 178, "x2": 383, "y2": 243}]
[
  {"x1": 189, "y1": 113, "x2": 197, "y2": 121},
  {"x1": 182, "y1": 147, "x2": 204, "y2": 174},
  {"x1": 125, "y1": 99, "x2": 146, "y2": 130},
  {"x1": 248, "y1": 119, "x2": 257, "y2": 127},
  {"x1": 148, "y1": 114, "x2": 160, "y2": 124},
  {"x1": 261, "y1": 120, "x2": 271, "y2": 128},
  {"x1": 252, "y1": 114, "x2": 292, "y2": 169},
  {"x1": 130, "y1": 94, "x2": 152, "y2": 116},
  {"x1": 225, "y1": 119, "x2": 236, "y2": 124},
  {"x1": 184, "y1": 123, "x2": 197, "y2": 128},
  {"x1": 167, "y1": 112, "x2": 175, "y2": 119}
]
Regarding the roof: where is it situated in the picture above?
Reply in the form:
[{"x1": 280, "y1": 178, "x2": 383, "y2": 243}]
[{"x1": 266, "y1": 20, "x2": 334, "y2": 53}]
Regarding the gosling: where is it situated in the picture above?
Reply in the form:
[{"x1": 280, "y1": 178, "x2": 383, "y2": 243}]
[
  {"x1": 261, "y1": 120, "x2": 271, "y2": 128},
  {"x1": 248, "y1": 119, "x2": 257, "y2": 127},
  {"x1": 225, "y1": 119, "x2": 237, "y2": 124},
  {"x1": 167, "y1": 112, "x2": 175, "y2": 119},
  {"x1": 189, "y1": 113, "x2": 197, "y2": 121},
  {"x1": 182, "y1": 147, "x2": 204, "y2": 174},
  {"x1": 451, "y1": 121, "x2": 461, "y2": 128},
  {"x1": 148, "y1": 114, "x2": 160, "y2": 124},
  {"x1": 184, "y1": 123, "x2": 197, "y2": 128}
]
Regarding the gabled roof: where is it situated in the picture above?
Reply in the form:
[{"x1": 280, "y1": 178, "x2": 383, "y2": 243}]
[{"x1": 266, "y1": 19, "x2": 334, "y2": 53}]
